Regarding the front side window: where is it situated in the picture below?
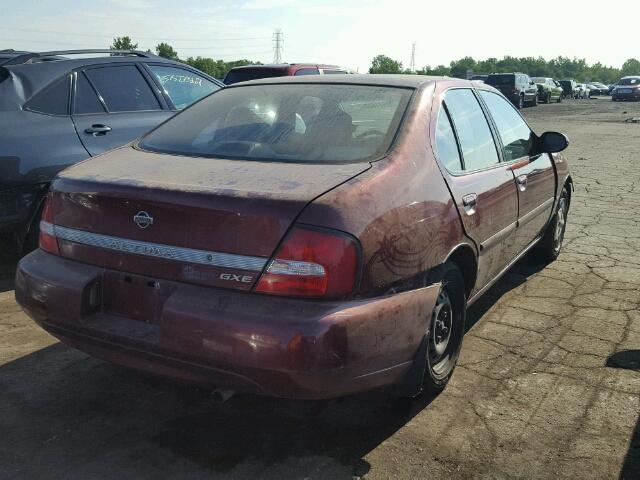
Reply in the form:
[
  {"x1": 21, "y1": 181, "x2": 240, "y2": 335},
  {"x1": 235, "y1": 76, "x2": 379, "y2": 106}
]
[
  {"x1": 26, "y1": 75, "x2": 71, "y2": 116},
  {"x1": 139, "y1": 84, "x2": 412, "y2": 164},
  {"x1": 147, "y1": 65, "x2": 219, "y2": 110},
  {"x1": 85, "y1": 65, "x2": 161, "y2": 112},
  {"x1": 480, "y1": 90, "x2": 534, "y2": 162},
  {"x1": 435, "y1": 107, "x2": 463, "y2": 173},
  {"x1": 443, "y1": 89, "x2": 499, "y2": 171}
]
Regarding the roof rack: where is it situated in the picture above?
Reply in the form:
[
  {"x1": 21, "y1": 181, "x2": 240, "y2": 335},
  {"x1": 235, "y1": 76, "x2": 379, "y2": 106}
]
[{"x1": 3, "y1": 49, "x2": 154, "y2": 66}]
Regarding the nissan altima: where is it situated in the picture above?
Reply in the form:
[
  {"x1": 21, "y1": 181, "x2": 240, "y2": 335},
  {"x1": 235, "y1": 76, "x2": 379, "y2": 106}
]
[{"x1": 15, "y1": 75, "x2": 572, "y2": 399}]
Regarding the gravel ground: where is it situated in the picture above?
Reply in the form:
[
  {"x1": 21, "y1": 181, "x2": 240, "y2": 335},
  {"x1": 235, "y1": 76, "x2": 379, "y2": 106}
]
[{"x1": 1, "y1": 97, "x2": 639, "y2": 480}]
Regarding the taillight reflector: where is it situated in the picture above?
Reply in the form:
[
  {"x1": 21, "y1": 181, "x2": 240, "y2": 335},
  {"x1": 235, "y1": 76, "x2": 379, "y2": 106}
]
[
  {"x1": 39, "y1": 196, "x2": 59, "y2": 255},
  {"x1": 255, "y1": 226, "x2": 359, "y2": 298}
]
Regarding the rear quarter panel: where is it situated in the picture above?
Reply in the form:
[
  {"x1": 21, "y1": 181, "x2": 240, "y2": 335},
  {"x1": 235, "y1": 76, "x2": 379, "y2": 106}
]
[{"x1": 297, "y1": 83, "x2": 470, "y2": 296}]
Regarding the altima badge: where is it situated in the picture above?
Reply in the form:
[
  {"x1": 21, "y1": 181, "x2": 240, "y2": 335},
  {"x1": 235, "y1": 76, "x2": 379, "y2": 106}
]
[{"x1": 133, "y1": 211, "x2": 154, "y2": 229}]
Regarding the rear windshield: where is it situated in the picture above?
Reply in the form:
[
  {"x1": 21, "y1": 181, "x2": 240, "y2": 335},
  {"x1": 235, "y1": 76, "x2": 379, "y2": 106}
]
[
  {"x1": 619, "y1": 77, "x2": 640, "y2": 85},
  {"x1": 486, "y1": 74, "x2": 514, "y2": 85},
  {"x1": 531, "y1": 77, "x2": 546, "y2": 83},
  {"x1": 224, "y1": 68, "x2": 286, "y2": 85},
  {"x1": 139, "y1": 84, "x2": 412, "y2": 164}
]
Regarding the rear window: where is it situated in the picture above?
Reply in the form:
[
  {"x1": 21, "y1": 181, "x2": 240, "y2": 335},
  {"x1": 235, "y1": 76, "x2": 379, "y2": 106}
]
[
  {"x1": 486, "y1": 74, "x2": 514, "y2": 86},
  {"x1": 619, "y1": 77, "x2": 640, "y2": 85},
  {"x1": 224, "y1": 68, "x2": 287, "y2": 85},
  {"x1": 139, "y1": 84, "x2": 412, "y2": 164},
  {"x1": 531, "y1": 77, "x2": 545, "y2": 83}
]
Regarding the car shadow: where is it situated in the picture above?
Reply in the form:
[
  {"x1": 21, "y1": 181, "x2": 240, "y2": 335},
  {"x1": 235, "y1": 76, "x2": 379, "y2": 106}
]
[
  {"x1": 466, "y1": 255, "x2": 547, "y2": 332},
  {"x1": 606, "y1": 350, "x2": 640, "y2": 480},
  {"x1": 0, "y1": 254, "x2": 551, "y2": 476},
  {"x1": 0, "y1": 254, "x2": 17, "y2": 293}
]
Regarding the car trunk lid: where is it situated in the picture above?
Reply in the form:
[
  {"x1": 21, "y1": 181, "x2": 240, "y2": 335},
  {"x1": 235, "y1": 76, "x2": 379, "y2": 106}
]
[{"x1": 49, "y1": 146, "x2": 369, "y2": 290}]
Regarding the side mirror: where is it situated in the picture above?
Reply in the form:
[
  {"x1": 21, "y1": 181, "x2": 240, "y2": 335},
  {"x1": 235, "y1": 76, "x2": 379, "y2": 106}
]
[{"x1": 538, "y1": 131, "x2": 569, "y2": 154}]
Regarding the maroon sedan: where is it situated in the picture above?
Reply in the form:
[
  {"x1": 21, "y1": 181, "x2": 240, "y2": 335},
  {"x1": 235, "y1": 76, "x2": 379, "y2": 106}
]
[{"x1": 15, "y1": 75, "x2": 572, "y2": 400}]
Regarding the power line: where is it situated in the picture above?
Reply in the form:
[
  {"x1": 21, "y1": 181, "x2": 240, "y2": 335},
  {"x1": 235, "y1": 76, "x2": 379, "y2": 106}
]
[
  {"x1": 1, "y1": 26, "x2": 271, "y2": 42},
  {"x1": 273, "y1": 29, "x2": 283, "y2": 63}
]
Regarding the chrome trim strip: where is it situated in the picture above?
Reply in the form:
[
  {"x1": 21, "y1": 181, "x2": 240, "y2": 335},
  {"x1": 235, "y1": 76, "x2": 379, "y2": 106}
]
[
  {"x1": 480, "y1": 221, "x2": 517, "y2": 252},
  {"x1": 468, "y1": 235, "x2": 541, "y2": 307},
  {"x1": 53, "y1": 224, "x2": 268, "y2": 272},
  {"x1": 518, "y1": 197, "x2": 555, "y2": 227}
]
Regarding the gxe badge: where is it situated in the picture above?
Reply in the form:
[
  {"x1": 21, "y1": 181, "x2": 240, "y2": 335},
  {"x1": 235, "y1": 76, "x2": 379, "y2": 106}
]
[{"x1": 133, "y1": 211, "x2": 154, "y2": 229}]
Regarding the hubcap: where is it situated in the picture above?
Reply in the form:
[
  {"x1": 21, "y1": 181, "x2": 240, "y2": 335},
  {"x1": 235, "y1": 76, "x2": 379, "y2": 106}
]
[
  {"x1": 554, "y1": 197, "x2": 567, "y2": 252},
  {"x1": 431, "y1": 290, "x2": 453, "y2": 360}
]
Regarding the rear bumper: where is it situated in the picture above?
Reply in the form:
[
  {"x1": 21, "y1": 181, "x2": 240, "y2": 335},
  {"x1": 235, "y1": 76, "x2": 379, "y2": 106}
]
[
  {"x1": 612, "y1": 91, "x2": 640, "y2": 100},
  {"x1": 15, "y1": 250, "x2": 440, "y2": 399}
]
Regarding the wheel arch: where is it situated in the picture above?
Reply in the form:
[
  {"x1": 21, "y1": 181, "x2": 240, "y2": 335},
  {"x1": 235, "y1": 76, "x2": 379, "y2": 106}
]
[{"x1": 443, "y1": 243, "x2": 478, "y2": 300}]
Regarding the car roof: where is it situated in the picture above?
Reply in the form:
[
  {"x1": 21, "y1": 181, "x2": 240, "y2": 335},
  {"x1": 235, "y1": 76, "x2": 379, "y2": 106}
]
[
  {"x1": 225, "y1": 73, "x2": 451, "y2": 89},
  {"x1": 229, "y1": 63, "x2": 341, "y2": 70},
  {"x1": 2, "y1": 51, "x2": 220, "y2": 100}
]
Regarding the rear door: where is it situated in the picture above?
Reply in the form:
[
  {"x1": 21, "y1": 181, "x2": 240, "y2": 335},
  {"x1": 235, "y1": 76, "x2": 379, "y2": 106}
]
[
  {"x1": 71, "y1": 64, "x2": 172, "y2": 156},
  {"x1": 478, "y1": 90, "x2": 556, "y2": 255},
  {"x1": 434, "y1": 88, "x2": 519, "y2": 291}
]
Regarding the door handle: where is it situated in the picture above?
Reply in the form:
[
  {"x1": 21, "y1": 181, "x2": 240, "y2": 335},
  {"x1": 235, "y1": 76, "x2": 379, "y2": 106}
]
[
  {"x1": 516, "y1": 174, "x2": 528, "y2": 191},
  {"x1": 462, "y1": 193, "x2": 477, "y2": 215},
  {"x1": 84, "y1": 124, "x2": 112, "y2": 136}
]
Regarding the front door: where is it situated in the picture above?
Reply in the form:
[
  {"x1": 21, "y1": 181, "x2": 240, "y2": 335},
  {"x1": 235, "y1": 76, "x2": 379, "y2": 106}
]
[
  {"x1": 434, "y1": 88, "x2": 519, "y2": 292},
  {"x1": 478, "y1": 90, "x2": 556, "y2": 255},
  {"x1": 71, "y1": 65, "x2": 172, "y2": 156}
]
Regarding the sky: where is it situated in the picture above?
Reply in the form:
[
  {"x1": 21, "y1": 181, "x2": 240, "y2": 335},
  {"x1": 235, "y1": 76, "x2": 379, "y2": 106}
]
[{"x1": 2, "y1": 0, "x2": 638, "y2": 71}]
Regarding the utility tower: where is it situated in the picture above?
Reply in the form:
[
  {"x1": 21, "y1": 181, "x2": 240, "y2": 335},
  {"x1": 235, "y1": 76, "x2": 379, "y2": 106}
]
[
  {"x1": 273, "y1": 29, "x2": 283, "y2": 63},
  {"x1": 410, "y1": 42, "x2": 416, "y2": 72}
]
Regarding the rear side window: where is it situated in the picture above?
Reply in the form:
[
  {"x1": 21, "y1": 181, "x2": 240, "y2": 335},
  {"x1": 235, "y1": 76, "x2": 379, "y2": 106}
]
[
  {"x1": 479, "y1": 91, "x2": 534, "y2": 162},
  {"x1": 26, "y1": 75, "x2": 71, "y2": 116},
  {"x1": 294, "y1": 68, "x2": 320, "y2": 76},
  {"x1": 147, "y1": 65, "x2": 219, "y2": 110},
  {"x1": 85, "y1": 65, "x2": 161, "y2": 112},
  {"x1": 443, "y1": 89, "x2": 499, "y2": 171},
  {"x1": 323, "y1": 70, "x2": 347, "y2": 74},
  {"x1": 74, "y1": 72, "x2": 105, "y2": 114},
  {"x1": 435, "y1": 107, "x2": 463, "y2": 173}
]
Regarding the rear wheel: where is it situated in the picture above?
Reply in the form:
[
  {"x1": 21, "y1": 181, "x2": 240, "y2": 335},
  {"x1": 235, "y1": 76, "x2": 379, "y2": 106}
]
[
  {"x1": 422, "y1": 263, "x2": 466, "y2": 395},
  {"x1": 545, "y1": 91, "x2": 552, "y2": 103},
  {"x1": 534, "y1": 187, "x2": 569, "y2": 263},
  {"x1": 557, "y1": 93, "x2": 562, "y2": 103}
]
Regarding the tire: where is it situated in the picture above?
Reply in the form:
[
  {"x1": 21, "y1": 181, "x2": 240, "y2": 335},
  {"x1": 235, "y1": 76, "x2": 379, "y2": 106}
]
[
  {"x1": 534, "y1": 187, "x2": 569, "y2": 263},
  {"x1": 545, "y1": 91, "x2": 552, "y2": 103},
  {"x1": 557, "y1": 93, "x2": 562, "y2": 103},
  {"x1": 517, "y1": 95, "x2": 524, "y2": 109},
  {"x1": 532, "y1": 94, "x2": 538, "y2": 106},
  {"x1": 422, "y1": 262, "x2": 466, "y2": 396}
]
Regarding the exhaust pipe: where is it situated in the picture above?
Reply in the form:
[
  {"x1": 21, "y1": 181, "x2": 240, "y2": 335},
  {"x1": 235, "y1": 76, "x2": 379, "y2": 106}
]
[{"x1": 212, "y1": 388, "x2": 235, "y2": 403}]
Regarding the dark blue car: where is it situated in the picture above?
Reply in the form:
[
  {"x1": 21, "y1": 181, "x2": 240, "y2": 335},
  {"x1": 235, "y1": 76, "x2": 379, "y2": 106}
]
[{"x1": 0, "y1": 49, "x2": 223, "y2": 253}]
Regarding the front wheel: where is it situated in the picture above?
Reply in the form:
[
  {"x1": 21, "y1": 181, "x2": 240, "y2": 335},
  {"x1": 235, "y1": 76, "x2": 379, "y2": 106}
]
[
  {"x1": 422, "y1": 263, "x2": 466, "y2": 395},
  {"x1": 534, "y1": 187, "x2": 569, "y2": 263},
  {"x1": 517, "y1": 95, "x2": 524, "y2": 109}
]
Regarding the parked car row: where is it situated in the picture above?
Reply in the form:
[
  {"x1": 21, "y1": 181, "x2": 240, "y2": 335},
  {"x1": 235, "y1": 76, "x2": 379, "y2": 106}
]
[{"x1": 476, "y1": 71, "x2": 638, "y2": 108}]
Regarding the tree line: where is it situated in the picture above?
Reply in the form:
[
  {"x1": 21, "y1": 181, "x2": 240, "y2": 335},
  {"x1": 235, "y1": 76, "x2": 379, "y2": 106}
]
[
  {"x1": 110, "y1": 36, "x2": 261, "y2": 79},
  {"x1": 369, "y1": 54, "x2": 640, "y2": 84}
]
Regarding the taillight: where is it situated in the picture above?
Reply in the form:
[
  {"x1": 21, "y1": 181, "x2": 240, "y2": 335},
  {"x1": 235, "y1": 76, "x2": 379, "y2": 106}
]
[
  {"x1": 39, "y1": 195, "x2": 59, "y2": 255},
  {"x1": 255, "y1": 226, "x2": 359, "y2": 298}
]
